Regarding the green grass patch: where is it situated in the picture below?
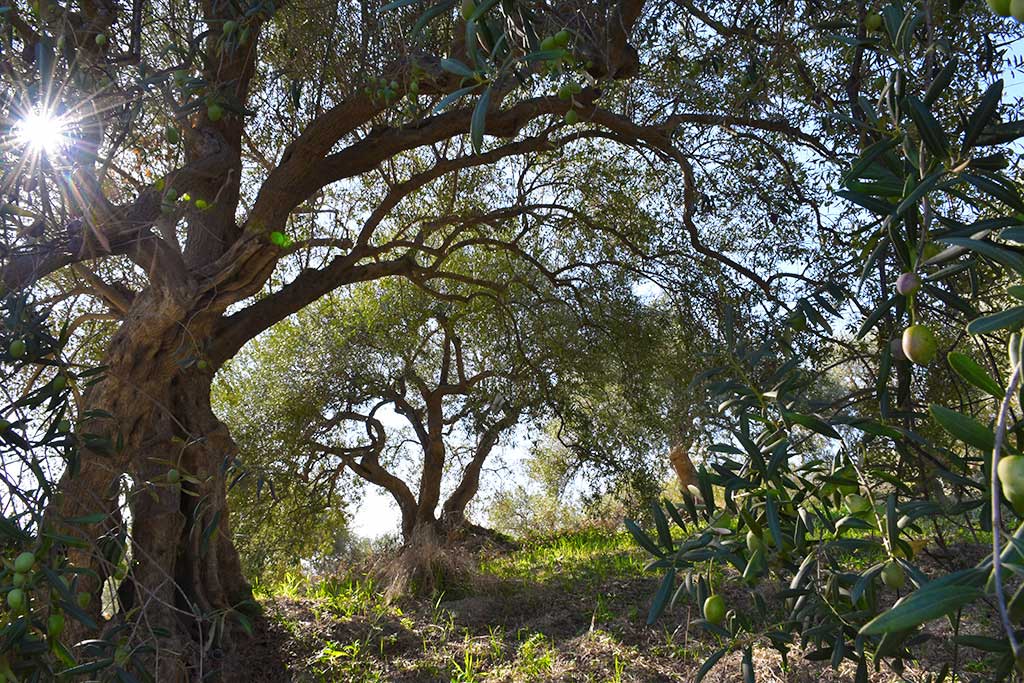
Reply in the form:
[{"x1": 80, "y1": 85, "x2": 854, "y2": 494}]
[{"x1": 480, "y1": 528, "x2": 649, "y2": 589}]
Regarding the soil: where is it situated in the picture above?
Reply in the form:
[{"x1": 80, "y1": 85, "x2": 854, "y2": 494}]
[{"x1": 219, "y1": 540, "x2": 1004, "y2": 682}]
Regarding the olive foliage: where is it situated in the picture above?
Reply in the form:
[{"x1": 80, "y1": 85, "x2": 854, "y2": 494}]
[{"x1": 625, "y1": 4, "x2": 1024, "y2": 681}]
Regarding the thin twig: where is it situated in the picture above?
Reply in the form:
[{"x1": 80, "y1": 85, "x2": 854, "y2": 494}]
[{"x1": 991, "y1": 360, "x2": 1021, "y2": 655}]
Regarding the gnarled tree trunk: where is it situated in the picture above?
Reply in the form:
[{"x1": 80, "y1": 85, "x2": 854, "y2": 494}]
[{"x1": 51, "y1": 294, "x2": 252, "y2": 678}]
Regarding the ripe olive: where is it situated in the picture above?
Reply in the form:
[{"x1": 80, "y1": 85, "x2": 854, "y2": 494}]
[{"x1": 895, "y1": 272, "x2": 921, "y2": 296}]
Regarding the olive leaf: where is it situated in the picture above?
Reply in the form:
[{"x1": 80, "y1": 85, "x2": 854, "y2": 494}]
[
  {"x1": 929, "y1": 404, "x2": 994, "y2": 451},
  {"x1": 966, "y1": 306, "x2": 1024, "y2": 335},
  {"x1": 963, "y1": 79, "x2": 1004, "y2": 152},
  {"x1": 860, "y1": 584, "x2": 983, "y2": 635},
  {"x1": 947, "y1": 352, "x2": 1003, "y2": 398},
  {"x1": 907, "y1": 95, "x2": 950, "y2": 159},
  {"x1": 470, "y1": 85, "x2": 491, "y2": 154}
]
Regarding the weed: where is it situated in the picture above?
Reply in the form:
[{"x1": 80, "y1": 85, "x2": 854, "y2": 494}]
[
  {"x1": 515, "y1": 631, "x2": 555, "y2": 677},
  {"x1": 313, "y1": 639, "x2": 383, "y2": 682},
  {"x1": 451, "y1": 647, "x2": 480, "y2": 682},
  {"x1": 612, "y1": 653, "x2": 624, "y2": 682}
]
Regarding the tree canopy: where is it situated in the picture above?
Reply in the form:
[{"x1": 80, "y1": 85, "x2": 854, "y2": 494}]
[{"x1": 2, "y1": 0, "x2": 1024, "y2": 680}]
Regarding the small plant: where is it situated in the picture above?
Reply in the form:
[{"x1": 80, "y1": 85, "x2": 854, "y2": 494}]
[
  {"x1": 591, "y1": 593, "x2": 613, "y2": 627},
  {"x1": 515, "y1": 632, "x2": 555, "y2": 677},
  {"x1": 612, "y1": 654, "x2": 625, "y2": 683},
  {"x1": 451, "y1": 646, "x2": 480, "y2": 683},
  {"x1": 487, "y1": 624, "x2": 505, "y2": 660}
]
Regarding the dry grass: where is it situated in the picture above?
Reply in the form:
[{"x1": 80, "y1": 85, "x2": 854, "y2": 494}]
[{"x1": 372, "y1": 525, "x2": 479, "y2": 602}]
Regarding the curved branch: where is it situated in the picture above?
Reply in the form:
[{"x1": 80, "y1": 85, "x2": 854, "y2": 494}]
[
  {"x1": 587, "y1": 106, "x2": 779, "y2": 297},
  {"x1": 442, "y1": 410, "x2": 520, "y2": 519},
  {"x1": 210, "y1": 256, "x2": 414, "y2": 363}
]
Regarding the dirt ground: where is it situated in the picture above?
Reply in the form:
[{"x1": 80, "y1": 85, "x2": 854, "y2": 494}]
[{"x1": 219, "y1": 538, "x2": 1005, "y2": 682}]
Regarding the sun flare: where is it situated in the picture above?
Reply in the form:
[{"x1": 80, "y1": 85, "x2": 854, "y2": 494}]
[{"x1": 13, "y1": 109, "x2": 69, "y2": 155}]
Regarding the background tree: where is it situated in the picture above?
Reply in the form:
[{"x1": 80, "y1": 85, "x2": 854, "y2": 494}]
[{"x1": 219, "y1": 257, "x2": 667, "y2": 557}]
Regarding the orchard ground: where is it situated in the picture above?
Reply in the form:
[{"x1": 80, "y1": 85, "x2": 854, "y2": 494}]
[{"x1": 223, "y1": 524, "x2": 1001, "y2": 682}]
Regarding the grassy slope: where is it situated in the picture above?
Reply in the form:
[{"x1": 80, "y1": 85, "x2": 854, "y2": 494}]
[{"x1": 239, "y1": 528, "x2": 999, "y2": 682}]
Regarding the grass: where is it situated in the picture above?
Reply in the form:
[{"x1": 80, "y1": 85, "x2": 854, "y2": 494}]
[
  {"x1": 479, "y1": 528, "x2": 648, "y2": 589},
  {"x1": 256, "y1": 569, "x2": 395, "y2": 620},
  {"x1": 250, "y1": 528, "x2": 667, "y2": 681},
  {"x1": 246, "y1": 524, "x2": 998, "y2": 682}
]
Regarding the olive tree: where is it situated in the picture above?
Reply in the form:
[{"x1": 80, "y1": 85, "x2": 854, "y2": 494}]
[
  {"x1": 0, "y1": 0, "x2": 953, "y2": 675},
  {"x1": 219, "y1": 256, "x2": 664, "y2": 550}
]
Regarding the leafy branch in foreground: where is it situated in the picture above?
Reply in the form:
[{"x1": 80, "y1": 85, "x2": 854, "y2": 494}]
[{"x1": 633, "y1": 3, "x2": 1024, "y2": 680}]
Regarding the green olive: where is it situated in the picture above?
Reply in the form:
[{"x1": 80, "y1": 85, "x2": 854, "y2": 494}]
[
  {"x1": 7, "y1": 588, "x2": 25, "y2": 611},
  {"x1": 999, "y1": 455, "x2": 1024, "y2": 515},
  {"x1": 8, "y1": 340, "x2": 25, "y2": 359},
  {"x1": 745, "y1": 529, "x2": 764, "y2": 554},
  {"x1": 881, "y1": 561, "x2": 906, "y2": 589},
  {"x1": 845, "y1": 493, "x2": 872, "y2": 514},
  {"x1": 703, "y1": 594, "x2": 726, "y2": 624},
  {"x1": 14, "y1": 552, "x2": 34, "y2": 574},
  {"x1": 988, "y1": 0, "x2": 1011, "y2": 15},
  {"x1": 902, "y1": 324, "x2": 937, "y2": 366},
  {"x1": 47, "y1": 612, "x2": 65, "y2": 639}
]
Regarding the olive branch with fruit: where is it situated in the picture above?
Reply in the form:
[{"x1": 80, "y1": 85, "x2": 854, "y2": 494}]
[{"x1": 629, "y1": 3, "x2": 1024, "y2": 680}]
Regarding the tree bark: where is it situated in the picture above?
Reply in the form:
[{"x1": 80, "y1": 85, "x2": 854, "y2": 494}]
[
  {"x1": 413, "y1": 395, "x2": 446, "y2": 535},
  {"x1": 442, "y1": 411, "x2": 519, "y2": 526},
  {"x1": 49, "y1": 295, "x2": 252, "y2": 679},
  {"x1": 669, "y1": 443, "x2": 699, "y2": 494}
]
